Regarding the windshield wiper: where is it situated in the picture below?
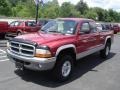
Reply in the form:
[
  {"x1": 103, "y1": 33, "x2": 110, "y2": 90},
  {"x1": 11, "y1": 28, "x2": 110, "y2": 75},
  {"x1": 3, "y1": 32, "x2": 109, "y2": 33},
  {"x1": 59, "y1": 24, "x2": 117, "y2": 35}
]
[
  {"x1": 49, "y1": 30, "x2": 61, "y2": 33},
  {"x1": 41, "y1": 29, "x2": 45, "y2": 31},
  {"x1": 40, "y1": 29, "x2": 47, "y2": 33},
  {"x1": 40, "y1": 29, "x2": 65, "y2": 35},
  {"x1": 49, "y1": 30, "x2": 66, "y2": 35}
]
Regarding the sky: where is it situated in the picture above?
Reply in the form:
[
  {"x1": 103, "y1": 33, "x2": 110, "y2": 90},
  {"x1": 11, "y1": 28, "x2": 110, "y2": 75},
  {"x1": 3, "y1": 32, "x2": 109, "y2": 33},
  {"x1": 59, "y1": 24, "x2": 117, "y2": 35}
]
[{"x1": 57, "y1": 0, "x2": 120, "y2": 12}]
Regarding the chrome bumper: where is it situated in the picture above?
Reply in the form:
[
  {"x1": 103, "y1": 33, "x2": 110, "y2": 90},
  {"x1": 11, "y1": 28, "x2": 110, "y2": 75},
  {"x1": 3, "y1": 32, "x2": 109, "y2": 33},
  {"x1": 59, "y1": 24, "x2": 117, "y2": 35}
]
[{"x1": 7, "y1": 49, "x2": 56, "y2": 71}]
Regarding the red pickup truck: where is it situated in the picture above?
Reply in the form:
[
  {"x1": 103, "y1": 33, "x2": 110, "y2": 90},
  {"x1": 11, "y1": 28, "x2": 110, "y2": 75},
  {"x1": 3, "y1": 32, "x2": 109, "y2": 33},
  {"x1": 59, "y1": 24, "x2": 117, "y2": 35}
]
[
  {"x1": 6, "y1": 20, "x2": 40, "y2": 38},
  {"x1": 112, "y1": 24, "x2": 120, "y2": 34},
  {"x1": 0, "y1": 21, "x2": 9, "y2": 38},
  {"x1": 7, "y1": 18, "x2": 114, "y2": 81}
]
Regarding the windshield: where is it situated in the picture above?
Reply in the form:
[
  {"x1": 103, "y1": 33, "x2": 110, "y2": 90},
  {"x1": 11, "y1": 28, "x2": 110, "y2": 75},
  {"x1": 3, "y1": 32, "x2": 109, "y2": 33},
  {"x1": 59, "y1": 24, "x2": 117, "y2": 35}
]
[{"x1": 40, "y1": 20, "x2": 77, "y2": 35}]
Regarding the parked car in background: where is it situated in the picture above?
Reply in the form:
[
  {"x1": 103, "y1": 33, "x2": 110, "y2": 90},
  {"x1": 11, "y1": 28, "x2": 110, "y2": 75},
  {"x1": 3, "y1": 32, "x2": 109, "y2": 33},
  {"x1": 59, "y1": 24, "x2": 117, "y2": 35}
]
[
  {"x1": 104, "y1": 23, "x2": 112, "y2": 30},
  {"x1": 96, "y1": 22, "x2": 112, "y2": 31},
  {"x1": 37, "y1": 19, "x2": 52, "y2": 28},
  {"x1": 7, "y1": 18, "x2": 114, "y2": 81},
  {"x1": 0, "y1": 21, "x2": 9, "y2": 38},
  {"x1": 5, "y1": 20, "x2": 40, "y2": 38},
  {"x1": 112, "y1": 24, "x2": 120, "y2": 34}
]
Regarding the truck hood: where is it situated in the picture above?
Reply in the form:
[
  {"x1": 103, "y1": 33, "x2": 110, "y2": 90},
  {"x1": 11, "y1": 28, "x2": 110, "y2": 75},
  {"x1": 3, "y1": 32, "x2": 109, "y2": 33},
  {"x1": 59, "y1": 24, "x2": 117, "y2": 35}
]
[{"x1": 15, "y1": 32, "x2": 75, "y2": 45}]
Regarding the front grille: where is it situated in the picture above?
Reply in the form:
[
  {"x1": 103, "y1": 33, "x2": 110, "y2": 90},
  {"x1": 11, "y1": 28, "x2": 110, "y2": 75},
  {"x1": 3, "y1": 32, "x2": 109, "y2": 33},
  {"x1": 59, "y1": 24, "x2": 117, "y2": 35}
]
[{"x1": 10, "y1": 41, "x2": 35, "y2": 57}]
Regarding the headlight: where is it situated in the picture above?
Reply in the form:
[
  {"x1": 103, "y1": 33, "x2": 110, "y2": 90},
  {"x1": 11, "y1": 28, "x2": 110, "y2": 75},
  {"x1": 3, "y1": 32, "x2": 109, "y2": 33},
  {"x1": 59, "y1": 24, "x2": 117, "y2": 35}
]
[{"x1": 35, "y1": 46, "x2": 52, "y2": 58}]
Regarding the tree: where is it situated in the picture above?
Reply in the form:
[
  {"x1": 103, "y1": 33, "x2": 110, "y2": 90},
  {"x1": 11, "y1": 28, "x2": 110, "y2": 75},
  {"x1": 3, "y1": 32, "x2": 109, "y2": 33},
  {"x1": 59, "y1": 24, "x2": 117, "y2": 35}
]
[
  {"x1": 38, "y1": 0, "x2": 60, "y2": 18},
  {"x1": 60, "y1": 2, "x2": 80, "y2": 17},
  {"x1": 92, "y1": 7, "x2": 106, "y2": 21},
  {"x1": 108, "y1": 9, "x2": 120, "y2": 22},
  {"x1": 103, "y1": 10, "x2": 111, "y2": 22},
  {"x1": 1, "y1": 0, "x2": 120, "y2": 22},
  {"x1": 52, "y1": 0, "x2": 59, "y2": 5},
  {"x1": 75, "y1": 0, "x2": 88, "y2": 14},
  {"x1": 7, "y1": 0, "x2": 27, "y2": 6},
  {"x1": 0, "y1": 0, "x2": 12, "y2": 16},
  {"x1": 12, "y1": 0, "x2": 35, "y2": 18},
  {"x1": 85, "y1": 9, "x2": 98, "y2": 20}
]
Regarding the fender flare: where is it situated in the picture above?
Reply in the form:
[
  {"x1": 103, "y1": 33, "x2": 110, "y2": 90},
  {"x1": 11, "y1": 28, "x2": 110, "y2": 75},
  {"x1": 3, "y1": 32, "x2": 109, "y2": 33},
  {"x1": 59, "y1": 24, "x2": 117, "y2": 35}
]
[
  {"x1": 105, "y1": 36, "x2": 112, "y2": 45},
  {"x1": 17, "y1": 29, "x2": 23, "y2": 34},
  {"x1": 55, "y1": 44, "x2": 76, "y2": 57}
]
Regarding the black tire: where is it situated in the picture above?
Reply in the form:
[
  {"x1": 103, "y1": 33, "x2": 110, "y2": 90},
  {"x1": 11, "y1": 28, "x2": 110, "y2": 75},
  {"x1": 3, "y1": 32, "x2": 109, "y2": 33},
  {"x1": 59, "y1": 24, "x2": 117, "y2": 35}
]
[
  {"x1": 17, "y1": 32, "x2": 22, "y2": 36},
  {"x1": 100, "y1": 42, "x2": 111, "y2": 58},
  {"x1": 53, "y1": 55, "x2": 74, "y2": 81}
]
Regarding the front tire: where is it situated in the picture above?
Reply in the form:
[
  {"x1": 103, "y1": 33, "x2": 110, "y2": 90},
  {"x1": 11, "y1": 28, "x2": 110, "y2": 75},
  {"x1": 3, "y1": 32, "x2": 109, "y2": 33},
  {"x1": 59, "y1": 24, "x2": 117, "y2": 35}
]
[
  {"x1": 100, "y1": 42, "x2": 111, "y2": 58},
  {"x1": 17, "y1": 32, "x2": 22, "y2": 36},
  {"x1": 53, "y1": 55, "x2": 74, "y2": 81}
]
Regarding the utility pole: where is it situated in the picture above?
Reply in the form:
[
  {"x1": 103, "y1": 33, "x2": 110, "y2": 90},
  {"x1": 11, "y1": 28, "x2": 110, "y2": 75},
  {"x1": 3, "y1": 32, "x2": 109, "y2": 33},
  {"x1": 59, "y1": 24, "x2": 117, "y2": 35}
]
[
  {"x1": 35, "y1": 3, "x2": 39, "y2": 24},
  {"x1": 34, "y1": 0, "x2": 43, "y2": 24}
]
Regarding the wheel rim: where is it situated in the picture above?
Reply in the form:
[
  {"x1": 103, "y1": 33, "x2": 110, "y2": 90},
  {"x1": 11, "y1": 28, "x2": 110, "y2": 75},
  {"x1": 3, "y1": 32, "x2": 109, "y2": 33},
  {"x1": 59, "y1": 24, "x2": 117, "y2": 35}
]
[
  {"x1": 62, "y1": 61, "x2": 71, "y2": 77},
  {"x1": 106, "y1": 46, "x2": 110, "y2": 56},
  {"x1": 18, "y1": 33, "x2": 22, "y2": 36}
]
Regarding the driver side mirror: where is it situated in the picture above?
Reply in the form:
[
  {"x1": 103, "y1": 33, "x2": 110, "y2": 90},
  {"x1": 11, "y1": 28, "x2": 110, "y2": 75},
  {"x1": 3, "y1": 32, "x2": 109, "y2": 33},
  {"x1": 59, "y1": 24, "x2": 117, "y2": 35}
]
[{"x1": 78, "y1": 29, "x2": 90, "y2": 35}]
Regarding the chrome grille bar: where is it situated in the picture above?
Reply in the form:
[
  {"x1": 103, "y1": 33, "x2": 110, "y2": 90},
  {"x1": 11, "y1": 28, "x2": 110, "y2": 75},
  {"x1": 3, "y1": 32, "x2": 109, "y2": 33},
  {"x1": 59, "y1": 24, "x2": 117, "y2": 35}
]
[{"x1": 10, "y1": 41, "x2": 35, "y2": 57}]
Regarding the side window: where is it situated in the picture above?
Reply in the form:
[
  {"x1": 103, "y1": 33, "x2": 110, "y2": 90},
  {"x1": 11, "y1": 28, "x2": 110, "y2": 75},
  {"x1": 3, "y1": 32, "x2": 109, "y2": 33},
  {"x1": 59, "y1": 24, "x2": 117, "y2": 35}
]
[
  {"x1": 14, "y1": 21, "x2": 21, "y2": 26},
  {"x1": 96, "y1": 23, "x2": 103, "y2": 31},
  {"x1": 10, "y1": 21, "x2": 16, "y2": 26},
  {"x1": 25, "y1": 22, "x2": 35, "y2": 27},
  {"x1": 89, "y1": 22, "x2": 97, "y2": 32},
  {"x1": 80, "y1": 22, "x2": 90, "y2": 34}
]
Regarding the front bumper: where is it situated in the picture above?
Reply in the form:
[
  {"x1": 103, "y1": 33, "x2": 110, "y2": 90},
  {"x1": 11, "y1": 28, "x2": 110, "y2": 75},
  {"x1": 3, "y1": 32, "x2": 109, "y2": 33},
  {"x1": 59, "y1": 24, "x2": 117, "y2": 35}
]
[{"x1": 7, "y1": 49, "x2": 56, "y2": 71}]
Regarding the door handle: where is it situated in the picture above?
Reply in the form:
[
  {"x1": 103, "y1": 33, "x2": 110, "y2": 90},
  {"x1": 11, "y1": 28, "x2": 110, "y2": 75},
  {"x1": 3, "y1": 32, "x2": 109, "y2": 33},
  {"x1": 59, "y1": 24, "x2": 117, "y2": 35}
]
[
  {"x1": 100, "y1": 36, "x2": 104, "y2": 39},
  {"x1": 82, "y1": 40, "x2": 87, "y2": 43},
  {"x1": 88, "y1": 39, "x2": 96, "y2": 42}
]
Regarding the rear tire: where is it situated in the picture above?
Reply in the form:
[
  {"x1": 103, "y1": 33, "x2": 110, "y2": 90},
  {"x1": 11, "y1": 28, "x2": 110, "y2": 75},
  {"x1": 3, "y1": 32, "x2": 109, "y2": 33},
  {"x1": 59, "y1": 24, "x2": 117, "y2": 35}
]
[
  {"x1": 17, "y1": 32, "x2": 22, "y2": 36},
  {"x1": 53, "y1": 55, "x2": 74, "y2": 81},
  {"x1": 100, "y1": 42, "x2": 111, "y2": 58}
]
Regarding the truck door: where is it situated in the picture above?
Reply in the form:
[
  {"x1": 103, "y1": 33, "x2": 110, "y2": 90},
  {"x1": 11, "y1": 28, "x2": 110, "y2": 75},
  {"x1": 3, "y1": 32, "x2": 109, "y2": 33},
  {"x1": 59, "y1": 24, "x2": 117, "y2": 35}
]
[
  {"x1": 76, "y1": 22, "x2": 92, "y2": 54},
  {"x1": 88, "y1": 21, "x2": 101, "y2": 49},
  {"x1": 9, "y1": 21, "x2": 16, "y2": 33},
  {"x1": 25, "y1": 21, "x2": 38, "y2": 32}
]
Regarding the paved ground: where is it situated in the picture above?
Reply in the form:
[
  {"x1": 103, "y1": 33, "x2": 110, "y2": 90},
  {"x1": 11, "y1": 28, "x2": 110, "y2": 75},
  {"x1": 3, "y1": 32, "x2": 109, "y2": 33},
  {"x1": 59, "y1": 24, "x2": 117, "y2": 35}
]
[{"x1": 0, "y1": 35, "x2": 120, "y2": 90}]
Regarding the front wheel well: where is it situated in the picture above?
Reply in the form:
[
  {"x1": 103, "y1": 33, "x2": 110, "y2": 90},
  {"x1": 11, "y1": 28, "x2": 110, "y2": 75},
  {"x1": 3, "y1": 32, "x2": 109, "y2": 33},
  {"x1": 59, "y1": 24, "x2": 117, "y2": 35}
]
[
  {"x1": 106, "y1": 38, "x2": 111, "y2": 44},
  {"x1": 56, "y1": 48, "x2": 76, "y2": 64},
  {"x1": 17, "y1": 30, "x2": 22, "y2": 33}
]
